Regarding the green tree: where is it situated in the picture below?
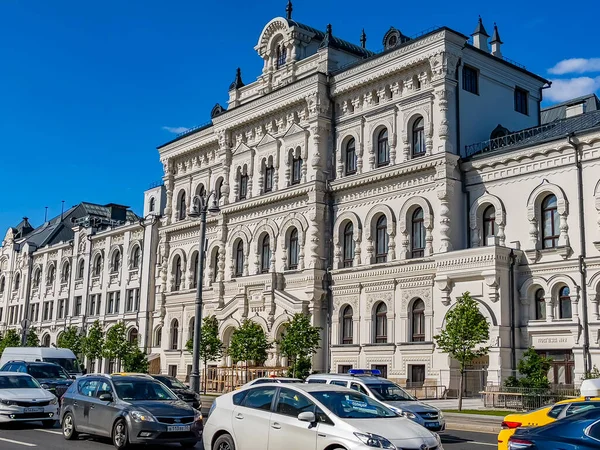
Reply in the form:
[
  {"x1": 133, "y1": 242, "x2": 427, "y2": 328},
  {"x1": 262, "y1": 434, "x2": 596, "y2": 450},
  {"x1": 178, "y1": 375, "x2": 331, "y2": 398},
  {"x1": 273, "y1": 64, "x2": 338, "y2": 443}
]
[
  {"x1": 583, "y1": 365, "x2": 600, "y2": 381},
  {"x1": 102, "y1": 322, "x2": 129, "y2": 371},
  {"x1": 123, "y1": 340, "x2": 149, "y2": 373},
  {"x1": 57, "y1": 326, "x2": 84, "y2": 358},
  {"x1": 228, "y1": 320, "x2": 272, "y2": 380},
  {"x1": 512, "y1": 348, "x2": 552, "y2": 389},
  {"x1": 0, "y1": 329, "x2": 21, "y2": 354},
  {"x1": 25, "y1": 327, "x2": 40, "y2": 347},
  {"x1": 278, "y1": 313, "x2": 321, "y2": 379},
  {"x1": 434, "y1": 292, "x2": 490, "y2": 411},
  {"x1": 186, "y1": 316, "x2": 224, "y2": 393},
  {"x1": 82, "y1": 320, "x2": 104, "y2": 369}
]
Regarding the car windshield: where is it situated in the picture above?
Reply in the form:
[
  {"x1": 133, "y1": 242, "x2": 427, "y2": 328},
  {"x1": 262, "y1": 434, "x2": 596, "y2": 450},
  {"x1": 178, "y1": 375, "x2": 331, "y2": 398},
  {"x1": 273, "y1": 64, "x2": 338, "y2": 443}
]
[
  {"x1": 369, "y1": 383, "x2": 416, "y2": 402},
  {"x1": 29, "y1": 365, "x2": 69, "y2": 379},
  {"x1": 0, "y1": 375, "x2": 41, "y2": 389},
  {"x1": 312, "y1": 391, "x2": 398, "y2": 419},
  {"x1": 156, "y1": 376, "x2": 187, "y2": 389},
  {"x1": 43, "y1": 358, "x2": 80, "y2": 373},
  {"x1": 114, "y1": 379, "x2": 178, "y2": 401}
]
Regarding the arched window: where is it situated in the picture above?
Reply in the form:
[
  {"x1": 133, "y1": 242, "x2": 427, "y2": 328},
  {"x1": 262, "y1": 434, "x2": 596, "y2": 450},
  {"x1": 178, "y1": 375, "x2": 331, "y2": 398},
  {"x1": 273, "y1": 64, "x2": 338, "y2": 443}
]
[
  {"x1": 411, "y1": 299, "x2": 425, "y2": 342},
  {"x1": 342, "y1": 305, "x2": 353, "y2": 344},
  {"x1": 276, "y1": 44, "x2": 287, "y2": 69},
  {"x1": 482, "y1": 205, "x2": 498, "y2": 245},
  {"x1": 0, "y1": 276, "x2": 5, "y2": 293},
  {"x1": 191, "y1": 252, "x2": 199, "y2": 288},
  {"x1": 197, "y1": 183, "x2": 206, "y2": 198},
  {"x1": 542, "y1": 194, "x2": 559, "y2": 249},
  {"x1": 261, "y1": 235, "x2": 271, "y2": 273},
  {"x1": 188, "y1": 317, "x2": 195, "y2": 343},
  {"x1": 131, "y1": 246, "x2": 141, "y2": 269},
  {"x1": 239, "y1": 172, "x2": 248, "y2": 200},
  {"x1": 170, "y1": 319, "x2": 179, "y2": 350},
  {"x1": 42, "y1": 334, "x2": 51, "y2": 348},
  {"x1": 77, "y1": 260, "x2": 85, "y2": 279},
  {"x1": 149, "y1": 197, "x2": 156, "y2": 213},
  {"x1": 377, "y1": 129, "x2": 389, "y2": 167},
  {"x1": 61, "y1": 262, "x2": 70, "y2": 282},
  {"x1": 264, "y1": 164, "x2": 274, "y2": 193},
  {"x1": 215, "y1": 178, "x2": 224, "y2": 202},
  {"x1": 33, "y1": 269, "x2": 41, "y2": 288},
  {"x1": 48, "y1": 265, "x2": 56, "y2": 285},
  {"x1": 129, "y1": 328, "x2": 139, "y2": 344},
  {"x1": 14, "y1": 273, "x2": 20, "y2": 291},
  {"x1": 173, "y1": 256, "x2": 182, "y2": 291},
  {"x1": 288, "y1": 228, "x2": 299, "y2": 270},
  {"x1": 412, "y1": 117, "x2": 425, "y2": 157},
  {"x1": 94, "y1": 255, "x2": 102, "y2": 276},
  {"x1": 111, "y1": 250, "x2": 121, "y2": 273},
  {"x1": 535, "y1": 289, "x2": 546, "y2": 320},
  {"x1": 211, "y1": 249, "x2": 219, "y2": 282},
  {"x1": 559, "y1": 286, "x2": 572, "y2": 319},
  {"x1": 345, "y1": 138, "x2": 357, "y2": 175},
  {"x1": 235, "y1": 241, "x2": 244, "y2": 277},
  {"x1": 343, "y1": 222, "x2": 354, "y2": 268},
  {"x1": 178, "y1": 191, "x2": 187, "y2": 220},
  {"x1": 154, "y1": 327, "x2": 162, "y2": 347},
  {"x1": 375, "y1": 216, "x2": 388, "y2": 263},
  {"x1": 374, "y1": 302, "x2": 387, "y2": 343},
  {"x1": 411, "y1": 208, "x2": 425, "y2": 258},
  {"x1": 292, "y1": 156, "x2": 302, "y2": 185}
]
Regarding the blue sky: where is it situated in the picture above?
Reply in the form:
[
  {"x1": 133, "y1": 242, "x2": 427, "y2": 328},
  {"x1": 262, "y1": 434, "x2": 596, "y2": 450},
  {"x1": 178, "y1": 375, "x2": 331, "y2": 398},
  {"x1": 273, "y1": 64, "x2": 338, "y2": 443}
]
[{"x1": 1, "y1": 0, "x2": 598, "y2": 233}]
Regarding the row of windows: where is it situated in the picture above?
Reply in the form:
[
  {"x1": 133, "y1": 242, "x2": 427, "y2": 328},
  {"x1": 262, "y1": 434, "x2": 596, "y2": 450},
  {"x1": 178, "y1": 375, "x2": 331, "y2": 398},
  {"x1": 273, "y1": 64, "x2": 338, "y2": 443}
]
[
  {"x1": 534, "y1": 286, "x2": 572, "y2": 320},
  {"x1": 340, "y1": 299, "x2": 426, "y2": 345}
]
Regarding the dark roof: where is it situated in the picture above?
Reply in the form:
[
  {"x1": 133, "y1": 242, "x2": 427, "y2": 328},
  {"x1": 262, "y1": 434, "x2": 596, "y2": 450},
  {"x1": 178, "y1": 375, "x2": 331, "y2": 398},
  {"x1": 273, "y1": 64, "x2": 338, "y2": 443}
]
[
  {"x1": 472, "y1": 17, "x2": 489, "y2": 36},
  {"x1": 12, "y1": 218, "x2": 34, "y2": 239},
  {"x1": 541, "y1": 94, "x2": 600, "y2": 123},
  {"x1": 490, "y1": 23, "x2": 502, "y2": 44},
  {"x1": 287, "y1": 19, "x2": 375, "y2": 58},
  {"x1": 464, "y1": 109, "x2": 600, "y2": 159}
]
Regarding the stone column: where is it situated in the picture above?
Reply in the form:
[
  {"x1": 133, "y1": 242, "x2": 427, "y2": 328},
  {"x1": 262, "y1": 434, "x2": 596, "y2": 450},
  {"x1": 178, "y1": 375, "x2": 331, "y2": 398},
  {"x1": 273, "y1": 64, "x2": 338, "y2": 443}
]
[
  {"x1": 435, "y1": 87, "x2": 453, "y2": 153},
  {"x1": 545, "y1": 295, "x2": 554, "y2": 322},
  {"x1": 437, "y1": 186, "x2": 453, "y2": 252}
]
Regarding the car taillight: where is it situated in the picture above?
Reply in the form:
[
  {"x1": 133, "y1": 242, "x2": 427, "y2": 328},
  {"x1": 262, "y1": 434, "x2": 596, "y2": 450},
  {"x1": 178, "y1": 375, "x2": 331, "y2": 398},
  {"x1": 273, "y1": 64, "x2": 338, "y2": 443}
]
[
  {"x1": 502, "y1": 421, "x2": 522, "y2": 429},
  {"x1": 508, "y1": 438, "x2": 534, "y2": 449}
]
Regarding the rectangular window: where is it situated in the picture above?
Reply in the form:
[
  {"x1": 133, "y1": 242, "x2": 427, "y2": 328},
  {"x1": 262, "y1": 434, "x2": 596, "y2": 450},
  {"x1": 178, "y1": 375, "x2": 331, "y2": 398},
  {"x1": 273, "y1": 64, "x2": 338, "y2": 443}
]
[
  {"x1": 0, "y1": 307, "x2": 2, "y2": 322},
  {"x1": 114, "y1": 291, "x2": 120, "y2": 314},
  {"x1": 74, "y1": 296, "x2": 82, "y2": 317},
  {"x1": 515, "y1": 87, "x2": 528, "y2": 115},
  {"x1": 239, "y1": 175, "x2": 248, "y2": 200},
  {"x1": 107, "y1": 292, "x2": 120, "y2": 314},
  {"x1": 96, "y1": 294, "x2": 102, "y2": 315},
  {"x1": 371, "y1": 365, "x2": 388, "y2": 379},
  {"x1": 345, "y1": 145, "x2": 357, "y2": 175},
  {"x1": 338, "y1": 365, "x2": 352, "y2": 374},
  {"x1": 34, "y1": 304, "x2": 39, "y2": 322},
  {"x1": 264, "y1": 167, "x2": 274, "y2": 193},
  {"x1": 292, "y1": 157, "x2": 302, "y2": 185},
  {"x1": 58, "y1": 299, "x2": 65, "y2": 319},
  {"x1": 168, "y1": 365, "x2": 177, "y2": 377},
  {"x1": 126, "y1": 289, "x2": 134, "y2": 312},
  {"x1": 43, "y1": 301, "x2": 51, "y2": 321},
  {"x1": 462, "y1": 66, "x2": 479, "y2": 94},
  {"x1": 409, "y1": 365, "x2": 426, "y2": 387}
]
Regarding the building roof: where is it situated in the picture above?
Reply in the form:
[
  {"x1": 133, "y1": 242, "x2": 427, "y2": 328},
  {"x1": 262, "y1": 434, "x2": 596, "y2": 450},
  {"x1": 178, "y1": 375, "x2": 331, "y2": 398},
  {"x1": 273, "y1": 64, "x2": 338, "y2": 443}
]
[
  {"x1": 541, "y1": 93, "x2": 600, "y2": 124},
  {"x1": 465, "y1": 108, "x2": 600, "y2": 159}
]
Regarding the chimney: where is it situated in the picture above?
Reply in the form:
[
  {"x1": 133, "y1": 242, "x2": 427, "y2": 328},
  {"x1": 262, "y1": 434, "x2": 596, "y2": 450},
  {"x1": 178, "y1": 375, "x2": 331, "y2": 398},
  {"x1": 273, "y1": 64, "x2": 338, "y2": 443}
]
[
  {"x1": 490, "y1": 23, "x2": 503, "y2": 57},
  {"x1": 566, "y1": 101, "x2": 586, "y2": 118},
  {"x1": 471, "y1": 16, "x2": 490, "y2": 52}
]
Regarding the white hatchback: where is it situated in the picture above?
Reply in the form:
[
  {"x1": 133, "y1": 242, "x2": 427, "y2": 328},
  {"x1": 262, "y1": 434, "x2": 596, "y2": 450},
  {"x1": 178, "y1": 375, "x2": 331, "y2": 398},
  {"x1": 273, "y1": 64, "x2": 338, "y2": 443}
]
[
  {"x1": 204, "y1": 382, "x2": 442, "y2": 450},
  {"x1": 0, "y1": 372, "x2": 59, "y2": 426}
]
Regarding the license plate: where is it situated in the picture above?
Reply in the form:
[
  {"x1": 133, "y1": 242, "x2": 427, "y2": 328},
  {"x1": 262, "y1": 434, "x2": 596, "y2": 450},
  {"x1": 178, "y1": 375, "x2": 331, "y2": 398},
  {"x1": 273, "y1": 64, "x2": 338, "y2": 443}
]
[
  {"x1": 425, "y1": 422, "x2": 439, "y2": 428},
  {"x1": 24, "y1": 407, "x2": 44, "y2": 413},
  {"x1": 167, "y1": 425, "x2": 191, "y2": 432}
]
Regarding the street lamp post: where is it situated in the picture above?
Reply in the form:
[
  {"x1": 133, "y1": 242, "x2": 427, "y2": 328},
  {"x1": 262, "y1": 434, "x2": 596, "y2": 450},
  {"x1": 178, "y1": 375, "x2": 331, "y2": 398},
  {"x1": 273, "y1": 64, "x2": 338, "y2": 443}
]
[{"x1": 188, "y1": 191, "x2": 220, "y2": 394}]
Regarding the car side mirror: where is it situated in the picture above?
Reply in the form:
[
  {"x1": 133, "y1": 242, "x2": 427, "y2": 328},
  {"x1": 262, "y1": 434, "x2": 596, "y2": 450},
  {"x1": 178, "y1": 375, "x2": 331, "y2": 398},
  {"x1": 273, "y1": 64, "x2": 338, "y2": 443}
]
[
  {"x1": 71, "y1": 376, "x2": 77, "y2": 380},
  {"x1": 99, "y1": 393, "x2": 113, "y2": 402},
  {"x1": 298, "y1": 411, "x2": 316, "y2": 423}
]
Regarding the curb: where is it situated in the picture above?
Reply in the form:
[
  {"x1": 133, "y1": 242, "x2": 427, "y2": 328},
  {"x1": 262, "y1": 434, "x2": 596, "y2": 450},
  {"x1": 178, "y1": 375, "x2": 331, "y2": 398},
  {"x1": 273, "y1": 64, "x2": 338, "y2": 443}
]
[{"x1": 444, "y1": 412, "x2": 503, "y2": 434}]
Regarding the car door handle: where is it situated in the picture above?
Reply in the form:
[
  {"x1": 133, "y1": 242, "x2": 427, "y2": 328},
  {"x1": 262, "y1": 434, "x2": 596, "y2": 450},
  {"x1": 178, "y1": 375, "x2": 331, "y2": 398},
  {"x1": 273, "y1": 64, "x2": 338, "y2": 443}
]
[
  {"x1": 235, "y1": 413, "x2": 244, "y2": 420},
  {"x1": 73, "y1": 401, "x2": 78, "y2": 406},
  {"x1": 90, "y1": 404, "x2": 95, "y2": 409},
  {"x1": 318, "y1": 433, "x2": 326, "y2": 438},
  {"x1": 271, "y1": 423, "x2": 281, "y2": 430}
]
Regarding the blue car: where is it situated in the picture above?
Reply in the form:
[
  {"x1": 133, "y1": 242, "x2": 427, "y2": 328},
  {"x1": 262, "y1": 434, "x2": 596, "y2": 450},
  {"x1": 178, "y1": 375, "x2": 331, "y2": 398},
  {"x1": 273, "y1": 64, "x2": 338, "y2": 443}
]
[{"x1": 509, "y1": 407, "x2": 600, "y2": 449}]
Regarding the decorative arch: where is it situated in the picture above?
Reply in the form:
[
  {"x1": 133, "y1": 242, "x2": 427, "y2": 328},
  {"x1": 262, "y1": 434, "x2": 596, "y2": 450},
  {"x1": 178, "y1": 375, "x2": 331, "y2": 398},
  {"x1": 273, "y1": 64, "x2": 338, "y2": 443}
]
[
  {"x1": 168, "y1": 248, "x2": 188, "y2": 269},
  {"x1": 398, "y1": 196, "x2": 434, "y2": 258},
  {"x1": 588, "y1": 271, "x2": 600, "y2": 292},
  {"x1": 252, "y1": 220, "x2": 278, "y2": 261},
  {"x1": 32, "y1": 265, "x2": 43, "y2": 288},
  {"x1": 176, "y1": 189, "x2": 187, "y2": 220},
  {"x1": 193, "y1": 181, "x2": 206, "y2": 198},
  {"x1": 128, "y1": 241, "x2": 142, "y2": 269},
  {"x1": 441, "y1": 296, "x2": 498, "y2": 328},
  {"x1": 547, "y1": 274, "x2": 578, "y2": 299},
  {"x1": 256, "y1": 18, "x2": 290, "y2": 55},
  {"x1": 526, "y1": 180, "x2": 570, "y2": 251},
  {"x1": 333, "y1": 211, "x2": 362, "y2": 269},
  {"x1": 41, "y1": 333, "x2": 51, "y2": 347},
  {"x1": 153, "y1": 325, "x2": 163, "y2": 347},
  {"x1": 403, "y1": 109, "x2": 432, "y2": 159},
  {"x1": 206, "y1": 243, "x2": 222, "y2": 284},
  {"x1": 595, "y1": 179, "x2": 600, "y2": 210},
  {"x1": 108, "y1": 245, "x2": 123, "y2": 272},
  {"x1": 469, "y1": 192, "x2": 506, "y2": 247},
  {"x1": 60, "y1": 258, "x2": 71, "y2": 282},
  {"x1": 519, "y1": 276, "x2": 549, "y2": 301},
  {"x1": 364, "y1": 204, "x2": 396, "y2": 264},
  {"x1": 338, "y1": 133, "x2": 360, "y2": 176},
  {"x1": 228, "y1": 225, "x2": 252, "y2": 259}
]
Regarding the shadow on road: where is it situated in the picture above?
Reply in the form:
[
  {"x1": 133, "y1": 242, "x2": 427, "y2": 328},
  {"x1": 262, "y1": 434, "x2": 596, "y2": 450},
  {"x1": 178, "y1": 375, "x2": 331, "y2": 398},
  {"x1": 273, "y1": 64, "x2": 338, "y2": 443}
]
[{"x1": 442, "y1": 432, "x2": 477, "y2": 444}]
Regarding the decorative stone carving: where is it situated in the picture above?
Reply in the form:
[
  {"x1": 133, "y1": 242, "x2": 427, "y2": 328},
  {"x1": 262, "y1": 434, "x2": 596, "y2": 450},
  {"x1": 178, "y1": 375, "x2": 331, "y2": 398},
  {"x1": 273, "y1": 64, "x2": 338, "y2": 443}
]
[{"x1": 434, "y1": 276, "x2": 453, "y2": 306}]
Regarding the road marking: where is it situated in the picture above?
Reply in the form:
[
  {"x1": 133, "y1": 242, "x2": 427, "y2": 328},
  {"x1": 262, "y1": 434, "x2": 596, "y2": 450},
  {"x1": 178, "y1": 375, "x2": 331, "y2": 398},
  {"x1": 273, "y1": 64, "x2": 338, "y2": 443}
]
[
  {"x1": 0, "y1": 437, "x2": 37, "y2": 447},
  {"x1": 469, "y1": 442, "x2": 496, "y2": 447},
  {"x1": 34, "y1": 429, "x2": 62, "y2": 435}
]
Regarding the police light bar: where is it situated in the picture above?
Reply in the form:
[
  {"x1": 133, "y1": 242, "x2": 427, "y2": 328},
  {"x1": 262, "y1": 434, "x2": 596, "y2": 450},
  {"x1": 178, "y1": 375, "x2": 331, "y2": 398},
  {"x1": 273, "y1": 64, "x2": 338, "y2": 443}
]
[{"x1": 348, "y1": 369, "x2": 382, "y2": 376}]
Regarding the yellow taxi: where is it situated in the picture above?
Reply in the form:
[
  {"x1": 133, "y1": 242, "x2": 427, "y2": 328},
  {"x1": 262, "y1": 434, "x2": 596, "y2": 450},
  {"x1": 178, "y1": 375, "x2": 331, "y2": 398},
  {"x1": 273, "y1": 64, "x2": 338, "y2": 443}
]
[
  {"x1": 110, "y1": 372, "x2": 153, "y2": 378},
  {"x1": 497, "y1": 378, "x2": 600, "y2": 450}
]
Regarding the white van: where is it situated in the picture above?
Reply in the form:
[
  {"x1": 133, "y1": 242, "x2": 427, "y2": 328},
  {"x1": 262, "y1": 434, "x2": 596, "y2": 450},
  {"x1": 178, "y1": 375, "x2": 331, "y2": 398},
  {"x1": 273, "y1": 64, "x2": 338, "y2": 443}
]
[{"x1": 0, "y1": 347, "x2": 83, "y2": 376}]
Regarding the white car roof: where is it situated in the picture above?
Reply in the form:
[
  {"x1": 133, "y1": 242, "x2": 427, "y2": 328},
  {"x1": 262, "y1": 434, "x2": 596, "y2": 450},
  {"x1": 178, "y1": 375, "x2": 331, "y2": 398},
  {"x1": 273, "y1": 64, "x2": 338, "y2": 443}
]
[{"x1": 0, "y1": 371, "x2": 33, "y2": 377}]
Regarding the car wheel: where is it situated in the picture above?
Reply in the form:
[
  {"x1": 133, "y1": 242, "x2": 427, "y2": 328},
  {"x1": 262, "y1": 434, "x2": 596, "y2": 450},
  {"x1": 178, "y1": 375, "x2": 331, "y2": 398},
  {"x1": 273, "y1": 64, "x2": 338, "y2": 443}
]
[
  {"x1": 42, "y1": 419, "x2": 57, "y2": 428},
  {"x1": 213, "y1": 434, "x2": 235, "y2": 450},
  {"x1": 62, "y1": 413, "x2": 78, "y2": 440},
  {"x1": 112, "y1": 419, "x2": 130, "y2": 449}
]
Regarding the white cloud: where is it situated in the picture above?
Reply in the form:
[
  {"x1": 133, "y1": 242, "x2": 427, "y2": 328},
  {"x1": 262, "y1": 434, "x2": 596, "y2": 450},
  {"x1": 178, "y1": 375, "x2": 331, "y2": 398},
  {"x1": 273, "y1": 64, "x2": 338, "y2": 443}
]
[
  {"x1": 548, "y1": 58, "x2": 600, "y2": 75},
  {"x1": 162, "y1": 126, "x2": 190, "y2": 134},
  {"x1": 545, "y1": 76, "x2": 600, "y2": 102}
]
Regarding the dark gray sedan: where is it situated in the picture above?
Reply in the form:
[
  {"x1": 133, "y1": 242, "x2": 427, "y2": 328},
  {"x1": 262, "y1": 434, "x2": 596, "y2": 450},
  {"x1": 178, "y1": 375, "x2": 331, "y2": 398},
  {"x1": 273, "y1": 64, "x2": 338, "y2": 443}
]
[{"x1": 60, "y1": 374, "x2": 202, "y2": 449}]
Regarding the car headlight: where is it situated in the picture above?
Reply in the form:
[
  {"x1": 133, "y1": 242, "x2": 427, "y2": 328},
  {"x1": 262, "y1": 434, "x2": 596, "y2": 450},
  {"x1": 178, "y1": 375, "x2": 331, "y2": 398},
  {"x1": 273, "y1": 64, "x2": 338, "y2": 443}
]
[
  {"x1": 194, "y1": 409, "x2": 203, "y2": 422},
  {"x1": 400, "y1": 410, "x2": 416, "y2": 420},
  {"x1": 0, "y1": 399, "x2": 17, "y2": 406},
  {"x1": 354, "y1": 432, "x2": 396, "y2": 449},
  {"x1": 40, "y1": 383, "x2": 50, "y2": 390},
  {"x1": 438, "y1": 410, "x2": 444, "y2": 419},
  {"x1": 130, "y1": 411, "x2": 156, "y2": 422},
  {"x1": 49, "y1": 397, "x2": 58, "y2": 405}
]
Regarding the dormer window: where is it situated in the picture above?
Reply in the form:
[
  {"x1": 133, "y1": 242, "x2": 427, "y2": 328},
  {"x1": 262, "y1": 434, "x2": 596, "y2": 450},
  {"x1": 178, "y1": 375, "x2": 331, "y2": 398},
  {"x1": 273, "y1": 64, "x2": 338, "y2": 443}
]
[{"x1": 276, "y1": 45, "x2": 287, "y2": 69}]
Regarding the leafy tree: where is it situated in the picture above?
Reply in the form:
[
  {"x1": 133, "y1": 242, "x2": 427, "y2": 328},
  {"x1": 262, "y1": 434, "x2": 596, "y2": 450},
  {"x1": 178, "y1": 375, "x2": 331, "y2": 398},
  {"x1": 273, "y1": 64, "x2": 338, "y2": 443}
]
[
  {"x1": 278, "y1": 314, "x2": 321, "y2": 379},
  {"x1": 82, "y1": 320, "x2": 104, "y2": 370},
  {"x1": 25, "y1": 327, "x2": 40, "y2": 347},
  {"x1": 123, "y1": 340, "x2": 149, "y2": 373},
  {"x1": 505, "y1": 348, "x2": 552, "y2": 390},
  {"x1": 582, "y1": 365, "x2": 600, "y2": 381},
  {"x1": 103, "y1": 322, "x2": 129, "y2": 371},
  {"x1": 434, "y1": 292, "x2": 490, "y2": 411},
  {"x1": 0, "y1": 329, "x2": 22, "y2": 354},
  {"x1": 186, "y1": 316, "x2": 224, "y2": 393},
  {"x1": 57, "y1": 326, "x2": 84, "y2": 358},
  {"x1": 228, "y1": 320, "x2": 272, "y2": 380}
]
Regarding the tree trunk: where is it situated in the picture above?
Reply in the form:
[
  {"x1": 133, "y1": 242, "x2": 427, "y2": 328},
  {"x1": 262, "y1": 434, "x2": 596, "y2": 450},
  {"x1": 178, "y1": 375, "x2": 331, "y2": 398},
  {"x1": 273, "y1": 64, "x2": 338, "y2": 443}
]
[{"x1": 458, "y1": 367, "x2": 465, "y2": 412}]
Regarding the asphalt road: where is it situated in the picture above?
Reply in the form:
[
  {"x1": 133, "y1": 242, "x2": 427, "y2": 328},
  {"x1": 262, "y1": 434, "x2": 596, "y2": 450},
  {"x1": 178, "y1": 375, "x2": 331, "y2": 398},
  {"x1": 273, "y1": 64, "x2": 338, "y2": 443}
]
[{"x1": 0, "y1": 421, "x2": 497, "y2": 449}]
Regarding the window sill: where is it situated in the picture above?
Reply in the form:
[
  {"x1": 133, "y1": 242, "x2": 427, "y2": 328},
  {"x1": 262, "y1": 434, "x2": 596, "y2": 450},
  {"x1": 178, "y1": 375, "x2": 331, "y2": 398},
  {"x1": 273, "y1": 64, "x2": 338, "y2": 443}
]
[{"x1": 331, "y1": 344, "x2": 360, "y2": 348}]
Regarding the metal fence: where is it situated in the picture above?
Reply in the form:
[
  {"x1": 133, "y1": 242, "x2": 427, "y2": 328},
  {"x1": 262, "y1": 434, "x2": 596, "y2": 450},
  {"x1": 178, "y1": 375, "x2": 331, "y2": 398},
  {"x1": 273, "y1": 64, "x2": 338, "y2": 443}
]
[
  {"x1": 438, "y1": 369, "x2": 489, "y2": 399},
  {"x1": 482, "y1": 385, "x2": 579, "y2": 411},
  {"x1": 202, "y1": 366, "x2": 289, "y2": 393}
]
